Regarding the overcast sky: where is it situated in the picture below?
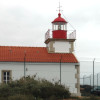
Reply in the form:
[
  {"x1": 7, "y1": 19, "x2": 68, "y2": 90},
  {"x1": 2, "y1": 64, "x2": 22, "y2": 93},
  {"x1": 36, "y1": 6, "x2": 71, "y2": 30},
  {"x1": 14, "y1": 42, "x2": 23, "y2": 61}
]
[{"x1": 0, "y1": 0, "x2": 100, "y2": 75}]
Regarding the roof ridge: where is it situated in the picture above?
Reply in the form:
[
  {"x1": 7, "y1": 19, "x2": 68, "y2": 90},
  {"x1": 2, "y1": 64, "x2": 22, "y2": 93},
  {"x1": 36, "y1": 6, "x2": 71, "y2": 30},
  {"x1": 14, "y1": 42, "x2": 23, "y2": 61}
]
[{"x1": 0, "y1": 46, "x2": 46, "y2": 48}]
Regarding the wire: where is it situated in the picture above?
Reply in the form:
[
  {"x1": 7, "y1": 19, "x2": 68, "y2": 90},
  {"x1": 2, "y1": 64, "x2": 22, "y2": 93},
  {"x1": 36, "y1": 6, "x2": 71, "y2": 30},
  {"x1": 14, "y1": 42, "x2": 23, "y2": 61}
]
[{"x1": 61, "y1": 11, "x2": 76, "y2": 30}]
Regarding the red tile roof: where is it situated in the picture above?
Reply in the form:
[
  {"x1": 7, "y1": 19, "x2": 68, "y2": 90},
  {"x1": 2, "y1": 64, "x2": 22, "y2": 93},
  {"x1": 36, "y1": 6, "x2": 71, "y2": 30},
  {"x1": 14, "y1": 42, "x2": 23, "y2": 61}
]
[{"x1": 0, "y1": 46, "x2": 78, "y2": 63}]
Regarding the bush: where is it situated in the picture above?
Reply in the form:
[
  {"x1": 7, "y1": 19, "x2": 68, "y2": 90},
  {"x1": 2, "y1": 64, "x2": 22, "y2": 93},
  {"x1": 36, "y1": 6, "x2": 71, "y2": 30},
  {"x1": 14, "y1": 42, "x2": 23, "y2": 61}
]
[
  {"x1": 0, "y1": 76, "x2": 70, "y2": 99},
  {"x1": 0, "y1": 84, "x2": 12, "y2": 97},
  {"x1": 0, "y1": 95, "x2": 35, "y2": 100},
  {"x1": 8, "y1": 95, "x2": 35, "y2": 100}
]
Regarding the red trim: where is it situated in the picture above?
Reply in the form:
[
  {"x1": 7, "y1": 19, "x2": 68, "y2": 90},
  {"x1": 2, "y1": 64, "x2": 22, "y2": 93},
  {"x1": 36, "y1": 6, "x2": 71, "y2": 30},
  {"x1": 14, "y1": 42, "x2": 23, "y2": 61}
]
[{"x1": 53, "y1": 30, "x2": 67, "y2": 39}]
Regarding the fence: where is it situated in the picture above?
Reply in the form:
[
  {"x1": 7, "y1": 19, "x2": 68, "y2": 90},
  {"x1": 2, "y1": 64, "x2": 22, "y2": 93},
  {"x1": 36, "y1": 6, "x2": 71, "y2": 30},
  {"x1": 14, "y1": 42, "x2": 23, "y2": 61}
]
[{"x1": 80, "y1": 73, "x2": 100, "y2": 87}]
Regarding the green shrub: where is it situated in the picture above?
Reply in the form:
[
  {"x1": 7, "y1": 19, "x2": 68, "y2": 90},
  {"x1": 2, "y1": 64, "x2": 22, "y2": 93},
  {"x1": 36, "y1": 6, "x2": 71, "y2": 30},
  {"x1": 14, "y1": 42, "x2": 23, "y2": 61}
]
[
  {"x1": 0, "y1": 84, "x2": 11, "y2": 97},
  {"x1": 0, "y1": 76, "x2": 70, "y2": 99},
  {"x1": 0, "y1": 97, "x2": 7, "y2": 100},
  {"x1": 8, "y1": 95, "x2": 35, "y2": 100}
]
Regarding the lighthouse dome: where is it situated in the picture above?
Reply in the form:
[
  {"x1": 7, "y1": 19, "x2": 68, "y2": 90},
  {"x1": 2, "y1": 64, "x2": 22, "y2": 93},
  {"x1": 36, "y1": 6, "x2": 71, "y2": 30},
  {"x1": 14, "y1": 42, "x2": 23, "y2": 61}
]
[{"x1": 52, "y1": 13, "x2": 67, "y2": 23}]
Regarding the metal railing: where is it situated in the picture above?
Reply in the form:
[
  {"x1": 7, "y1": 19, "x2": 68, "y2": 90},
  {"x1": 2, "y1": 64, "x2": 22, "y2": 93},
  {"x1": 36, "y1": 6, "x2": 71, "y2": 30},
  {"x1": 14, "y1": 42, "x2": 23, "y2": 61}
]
[{"x1": 45, "y1": 29, "x2": 76, "y2": 41}]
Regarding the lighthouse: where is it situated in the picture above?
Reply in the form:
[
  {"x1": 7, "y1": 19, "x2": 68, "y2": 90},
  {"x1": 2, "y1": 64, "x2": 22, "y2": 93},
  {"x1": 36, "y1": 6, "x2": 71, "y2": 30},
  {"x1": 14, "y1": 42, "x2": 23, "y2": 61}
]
[
  {"x1": 45, "y1": 12, "x2": 76, "y2": 53},
  {"x1": 52, "y1": 13, "x2": 67, "y2": 39},
  {"x1": 0, "y1": 6, "x2": 80, "y2": 96},
  {"x1": 44, "y1": 11, "x2": 81, "y2": 96}
]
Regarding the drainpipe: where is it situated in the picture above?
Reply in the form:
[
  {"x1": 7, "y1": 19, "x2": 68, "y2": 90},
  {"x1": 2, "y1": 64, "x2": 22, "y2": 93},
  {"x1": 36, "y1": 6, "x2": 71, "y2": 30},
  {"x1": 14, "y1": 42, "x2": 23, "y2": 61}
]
[
  {"x1": 24, "y1": 51, "x2": 26, "y2": 78},
  {"x1": 60, "y1": 56, "x2": 62, "y2": 85}
]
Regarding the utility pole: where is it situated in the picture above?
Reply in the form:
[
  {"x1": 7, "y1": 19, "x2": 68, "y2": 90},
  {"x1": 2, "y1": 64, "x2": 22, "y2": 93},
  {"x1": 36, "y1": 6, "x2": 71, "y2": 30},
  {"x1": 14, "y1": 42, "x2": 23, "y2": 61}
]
[
  {"x1": 93, "y1": 58, "x2": 95, "y2": 91},
  {"x1": 83, "y1": 75, "x2": 85, "y2": 86},
  {"x1": 90, "y1": 75, "x2": 91, "y2": 86},
  {"x1": 97, "y1": 73, "x2": 99, "y2": 88}
]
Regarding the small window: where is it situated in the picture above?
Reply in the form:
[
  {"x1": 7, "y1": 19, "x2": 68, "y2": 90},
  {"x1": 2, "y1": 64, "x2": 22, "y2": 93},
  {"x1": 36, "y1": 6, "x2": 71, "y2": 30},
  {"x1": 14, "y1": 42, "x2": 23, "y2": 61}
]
[{"x1": 2, "y1": 70, "x2": 12, "y2": 84}]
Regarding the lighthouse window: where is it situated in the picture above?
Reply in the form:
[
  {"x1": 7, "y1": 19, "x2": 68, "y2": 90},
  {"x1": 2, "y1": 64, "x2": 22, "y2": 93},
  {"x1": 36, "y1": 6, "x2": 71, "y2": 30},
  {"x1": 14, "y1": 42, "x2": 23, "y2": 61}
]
[
  {"x1": 58, "y1": 25, "x2": 65, "y2": 30},
  {"x1": 55, "y1": 25, "x2": 57, "y2": 30},
  {"x1": 58, "y1": 25, "x2": 61, "y2": 30},
  {"x1": 61, "y1": 25, "x2": 64, "y2": 30},
  {"x1": 54, "y1": 25, "x2": 58, "y2": 30},
  {"x1": 52, "y1": 23, "x2": 67, "y2": 31}
]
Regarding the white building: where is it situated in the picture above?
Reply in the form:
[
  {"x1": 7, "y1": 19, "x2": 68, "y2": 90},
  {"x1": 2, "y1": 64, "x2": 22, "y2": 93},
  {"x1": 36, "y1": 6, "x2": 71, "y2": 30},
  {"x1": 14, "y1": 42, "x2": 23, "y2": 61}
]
[{"x1": 0, "y1": 12, "x2": 81, "y2": 96}]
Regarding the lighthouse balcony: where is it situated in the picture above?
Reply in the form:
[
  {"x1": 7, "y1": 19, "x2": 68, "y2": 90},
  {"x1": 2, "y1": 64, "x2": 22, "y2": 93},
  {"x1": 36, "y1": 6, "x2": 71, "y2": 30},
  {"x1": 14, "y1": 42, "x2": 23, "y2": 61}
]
[{"x1": 45, "y1": 29, "x2": 76, "y2": 41}]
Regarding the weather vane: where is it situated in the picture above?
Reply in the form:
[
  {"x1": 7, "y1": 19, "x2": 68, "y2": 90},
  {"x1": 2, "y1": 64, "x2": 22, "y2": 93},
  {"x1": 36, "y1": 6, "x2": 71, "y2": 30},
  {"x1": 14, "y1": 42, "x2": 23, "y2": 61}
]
[{"x1": 57, "y1": 1, "x2": 63, "y2": 13}]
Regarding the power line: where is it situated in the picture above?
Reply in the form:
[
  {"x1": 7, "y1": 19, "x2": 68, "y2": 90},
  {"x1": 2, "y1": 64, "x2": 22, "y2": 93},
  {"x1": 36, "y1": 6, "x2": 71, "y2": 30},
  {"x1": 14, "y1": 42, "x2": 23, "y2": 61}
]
[{"x1": 61, "y1": 11, "x2": 75, "y2": 30}]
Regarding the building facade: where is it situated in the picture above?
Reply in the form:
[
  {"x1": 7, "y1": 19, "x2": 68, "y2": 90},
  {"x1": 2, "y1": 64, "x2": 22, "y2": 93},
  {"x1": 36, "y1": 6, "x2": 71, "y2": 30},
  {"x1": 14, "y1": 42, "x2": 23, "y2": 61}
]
[{"x1": 0, "y1": 12, "x2": 81, "y2": 96}]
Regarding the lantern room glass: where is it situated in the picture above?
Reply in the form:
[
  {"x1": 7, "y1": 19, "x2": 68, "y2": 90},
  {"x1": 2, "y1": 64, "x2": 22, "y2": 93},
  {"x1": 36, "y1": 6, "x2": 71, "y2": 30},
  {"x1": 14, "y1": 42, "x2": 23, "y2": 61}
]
[{"x1": 52, "y1": 22, "x2": 67, "y2": 31}]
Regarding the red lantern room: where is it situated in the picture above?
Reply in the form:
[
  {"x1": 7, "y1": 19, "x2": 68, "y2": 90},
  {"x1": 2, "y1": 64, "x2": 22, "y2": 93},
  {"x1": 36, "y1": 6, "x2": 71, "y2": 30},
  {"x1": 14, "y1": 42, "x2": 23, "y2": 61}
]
[{"x1": 52, "y1": 13, "x2": 67, "y2": 39}]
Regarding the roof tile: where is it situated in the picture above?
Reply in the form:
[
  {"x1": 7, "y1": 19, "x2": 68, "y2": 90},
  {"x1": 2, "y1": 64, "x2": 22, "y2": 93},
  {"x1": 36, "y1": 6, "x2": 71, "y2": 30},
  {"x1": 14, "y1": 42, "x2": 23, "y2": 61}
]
[{"x1": 0, "y1": 46, "x2": 78, "y2": 63}]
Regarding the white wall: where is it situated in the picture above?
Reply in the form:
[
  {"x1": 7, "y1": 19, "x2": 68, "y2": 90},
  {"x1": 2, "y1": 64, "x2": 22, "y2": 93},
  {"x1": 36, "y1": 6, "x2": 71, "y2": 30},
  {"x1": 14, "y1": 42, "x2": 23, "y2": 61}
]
[
  {"x1": 53, "y1": 41, "x2": 71, "y2": 53},
  {"x1": 0, "y1": 62, "x2": 24, "y2": 81},
  {"x1": 0, "y1": 62, "x2": 78, "y2": 94}
]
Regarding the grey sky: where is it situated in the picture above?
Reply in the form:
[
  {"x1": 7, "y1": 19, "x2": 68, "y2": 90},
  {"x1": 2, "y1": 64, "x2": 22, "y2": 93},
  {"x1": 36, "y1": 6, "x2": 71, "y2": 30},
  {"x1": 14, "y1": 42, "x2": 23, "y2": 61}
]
[{"x1": 0, "y1": 0, "x2": 100, "y2": 75}]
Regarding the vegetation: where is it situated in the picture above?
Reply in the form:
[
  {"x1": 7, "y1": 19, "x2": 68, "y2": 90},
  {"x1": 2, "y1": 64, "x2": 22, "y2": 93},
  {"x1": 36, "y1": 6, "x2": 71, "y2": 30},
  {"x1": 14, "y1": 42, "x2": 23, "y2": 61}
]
[
  {"x1": 0, "y1": 76, "x2": 70, "y2": 100},
  {"x1": 0, "y1": 77, "x2": 100, "y2": 100}
]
